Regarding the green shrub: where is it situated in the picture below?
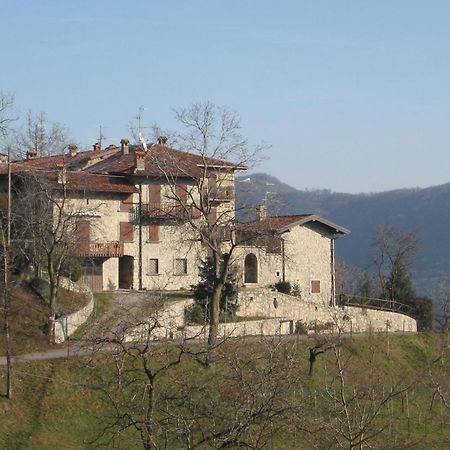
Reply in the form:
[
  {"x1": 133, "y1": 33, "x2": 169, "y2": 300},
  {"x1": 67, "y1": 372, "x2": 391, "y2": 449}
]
[
  {"x1": 190, "y1": 258, "x2": 239, "y2": 323},
  {"x1": 30, "y1": 277, "x2": 51, "y2": 304},
  {"x1": 274, "y1": 281, "x2": 291, "y2": 295}
]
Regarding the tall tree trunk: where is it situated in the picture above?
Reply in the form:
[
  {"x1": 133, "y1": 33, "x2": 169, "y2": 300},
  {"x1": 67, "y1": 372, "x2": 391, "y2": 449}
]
[
  {"x1": 206, "y1": 253, "x2": 230, "y2": 365},
  {"x1": 143, "y1": 382, "x2": 155, "y2": 450},
  {"x1": 47, "y1": 262, "x2": 57, "y2": 343}
]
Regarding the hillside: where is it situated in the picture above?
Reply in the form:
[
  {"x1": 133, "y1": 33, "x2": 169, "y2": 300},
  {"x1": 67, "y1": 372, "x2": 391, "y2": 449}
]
[
  {"x1": 0, "y1": 334, "x2": 449, "y2": 449},
  {"x1": 237, "y1": 173, "x2": 450, "y2": 297}
]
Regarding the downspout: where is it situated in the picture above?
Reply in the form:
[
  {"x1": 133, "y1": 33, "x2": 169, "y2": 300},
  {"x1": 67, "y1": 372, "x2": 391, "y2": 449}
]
[
  {"x1": 330, "y1": 236, "x2": 336, "y2": 307},
  {"x1": 138, "y1": 183, "x2": 143, "y2": 290},
  {"x1": 279, "y1": 230, "x2": 290, "y2": 283}
]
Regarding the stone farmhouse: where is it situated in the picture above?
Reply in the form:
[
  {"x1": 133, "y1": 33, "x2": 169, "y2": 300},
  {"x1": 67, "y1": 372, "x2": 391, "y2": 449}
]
[{"x1": 0, "y1": 139, "x2": 349, "y2": 307}]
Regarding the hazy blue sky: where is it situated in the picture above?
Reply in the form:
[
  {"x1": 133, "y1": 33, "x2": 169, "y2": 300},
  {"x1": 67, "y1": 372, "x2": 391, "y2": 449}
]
[{"x1": 1, "y1": 0, "x2": 450, "y2": 193}]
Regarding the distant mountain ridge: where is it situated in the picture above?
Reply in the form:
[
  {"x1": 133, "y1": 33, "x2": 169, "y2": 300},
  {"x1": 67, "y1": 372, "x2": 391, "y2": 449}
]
[{"x1": 236, "y1": 173, "x2": 450, "y2": 297}]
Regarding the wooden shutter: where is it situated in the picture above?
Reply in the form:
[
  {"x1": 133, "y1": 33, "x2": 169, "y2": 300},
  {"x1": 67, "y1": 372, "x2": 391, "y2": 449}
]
[
  {"x1": 311, "y1": 280, "x2": 321, "y2": 294},
  {"x1": 208, "y1": 207, "x2": 217, "y2": 226},
  {"x1": 120, "y1": 222, "x2": 134, "y2": 242},
  {"x1": 176, "y1": 184, "x2": 188, "y2": 205},
  {"x1": 76, "y1": 220, "x2": 90, "y2": 252},
  {"x1": 148, "y1": 224, "x2": 159, "y2": 242},
  {"x1": 120, "y1": 193, "x2": 134, "y2": 212},
  {"x1": 148, "y1": 184, "x2": 161, "y2": 204}
]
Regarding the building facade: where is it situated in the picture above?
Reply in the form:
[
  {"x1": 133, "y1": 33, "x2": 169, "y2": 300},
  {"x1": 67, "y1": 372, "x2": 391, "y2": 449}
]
[{"x1": 0, "y1": 139, "x2": 349, "y2": 307}]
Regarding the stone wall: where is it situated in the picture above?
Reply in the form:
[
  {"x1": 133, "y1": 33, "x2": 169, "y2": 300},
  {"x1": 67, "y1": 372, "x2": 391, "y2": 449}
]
[
  {"x1": 237, "y1": 288, "x2": 417, "y2": 333},
  {"x1": 54, "y1": 279, "x2": 94, "y2": 343}
]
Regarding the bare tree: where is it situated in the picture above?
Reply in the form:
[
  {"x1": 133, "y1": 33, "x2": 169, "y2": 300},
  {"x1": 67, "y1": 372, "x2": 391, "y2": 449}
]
[
  {"x1": 148, "y1": 102, "x2": 264, "y2": 362},
  {"x1": 0, "y1": 91, "x2": 16, "y2": 139},
  {"x1": 371, "y1": 224, "x2": 419, "y2": 303},
  {"x1": 13, "y1": 169, "x2": 96, "y2": 341},
  {"x1": 17, "y1": 110, "x2": 71, "y2": 157},
  {"x1": 0, "y1": 91, "x2": 16, "y2": 399},
  {"x1": 83, "y1": 296, "x2": 208, "y2": 450}
]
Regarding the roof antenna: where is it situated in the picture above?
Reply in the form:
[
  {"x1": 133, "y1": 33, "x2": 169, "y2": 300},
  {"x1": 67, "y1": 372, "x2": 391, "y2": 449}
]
[{"x1": 98, "y1": 125, "x2": 107, "y2": 148}]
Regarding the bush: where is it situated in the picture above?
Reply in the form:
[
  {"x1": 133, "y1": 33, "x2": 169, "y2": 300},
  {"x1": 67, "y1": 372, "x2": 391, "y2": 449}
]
[
  {"x1": 190, "y1": 258, "x2": 239, "y2": 323},
  {"x1": 61, "y1": 258, "x2": 83, "y2": 282},
  {"x1": 185, "y1": 303, "x2": 207, "y2": 325},
  {"x1": 274, "y1": 281, "x2": 291, "y2": 295},
  {"x1": 30, "y1": 277, "x2": 51, "y2": 304}
]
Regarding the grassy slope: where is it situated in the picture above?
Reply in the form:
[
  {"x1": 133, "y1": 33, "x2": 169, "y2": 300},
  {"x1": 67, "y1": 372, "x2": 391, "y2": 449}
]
[{"x1": 0, "y1": 333, "x2": 449, "y2": 449}]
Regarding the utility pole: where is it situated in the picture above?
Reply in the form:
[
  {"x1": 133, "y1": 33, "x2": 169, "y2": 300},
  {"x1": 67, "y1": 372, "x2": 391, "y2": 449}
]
[{"x1": 3, "y1": 143, "x2": 12, "y2": 399}]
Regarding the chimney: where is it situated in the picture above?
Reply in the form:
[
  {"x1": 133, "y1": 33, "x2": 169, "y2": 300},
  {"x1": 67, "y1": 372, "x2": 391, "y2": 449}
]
[
  {"x1": 120, "y1": 138, "x2": 130, "y2": 155},
  {"x1": 26, "y1": 148, "x2": 37, "y2": 160},
  {"x1": 134, "y1": 150, "x2": 145, "y2": 172},
  {"x1": 93, "y1": 142, "x2": 101, "y2": 152},
  {"x1": 256, "y1": 205, "x2": 267, "y2": 221},
  {"x1": 68, "y1": 144, "x2": 78, "y2": 157},
  {"x1": 56, "y1": 164, "x2": 67, "y2": 185},
  {"x1": 157, "y1": 136, "x2": 168, "y2": 146}
]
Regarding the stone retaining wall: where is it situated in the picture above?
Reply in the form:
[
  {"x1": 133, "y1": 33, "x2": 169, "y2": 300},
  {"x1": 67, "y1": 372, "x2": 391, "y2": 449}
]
[
  {"x1": 54, "y1": 279, "x2": 94, "y2": 344},
  {"x1": 237, "y1": 288, "x2": 417, "y2": 333},
  {"x1": 124, "y1": 288, "x2": 417, "y2": 344}
]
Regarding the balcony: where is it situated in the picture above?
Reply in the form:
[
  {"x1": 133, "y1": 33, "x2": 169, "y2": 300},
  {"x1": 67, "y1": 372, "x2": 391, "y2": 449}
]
[
  {"x1": 77, "y1": 241, "x2": 124, "y2": 258},
  {"x1": 132, "y1": 202, "x2": 201, "y2": 223},
  {"x1": 202, "y1": 186, "x2": 235, "y2": 203}
]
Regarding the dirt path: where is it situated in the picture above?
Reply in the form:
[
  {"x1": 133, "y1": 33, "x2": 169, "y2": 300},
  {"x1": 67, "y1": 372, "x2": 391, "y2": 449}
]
[{"x1": 0, "y1": 291, "x2": 186, "y2": 365}]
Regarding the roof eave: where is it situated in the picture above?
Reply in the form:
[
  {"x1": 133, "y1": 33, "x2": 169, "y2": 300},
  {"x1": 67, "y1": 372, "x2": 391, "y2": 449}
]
[{"x1": 277, "y1": 214, "x2": 350, "y2": 235}]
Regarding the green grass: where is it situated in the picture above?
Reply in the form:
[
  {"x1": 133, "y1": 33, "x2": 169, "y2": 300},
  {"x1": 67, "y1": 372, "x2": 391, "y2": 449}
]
[{"x1": 0, "y1": 333, "x2": 449, "y2": 449}]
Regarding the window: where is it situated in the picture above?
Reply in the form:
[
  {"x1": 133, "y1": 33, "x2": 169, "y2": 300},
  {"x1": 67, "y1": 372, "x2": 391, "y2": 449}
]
[
  {"x1": 148, "y1": 258, "x2": 159, "y2": 275},
  {"x1": 174, "y1": 258, "x2": 187, "y2": 275},
  {"x1": 120, "y1": 193, "x2": 134, "y2": 212},
  {"x1": 148, "y1": 225, "x2": 159, "y2": 242},
  {"x1": 311, "y1": 280, "x2": 321, "y2": 294},
  {"x1": 244, "y1": 253, "x2": 258, "y2": 283},
  {"x1": 120, "y1": 222, "x2": 134, "y2": 242}
]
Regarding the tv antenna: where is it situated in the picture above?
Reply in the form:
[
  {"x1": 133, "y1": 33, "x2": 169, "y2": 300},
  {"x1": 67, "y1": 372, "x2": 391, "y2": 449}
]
[{"x1": 98, "y1": 125, "x2": 107, "y2": 148}]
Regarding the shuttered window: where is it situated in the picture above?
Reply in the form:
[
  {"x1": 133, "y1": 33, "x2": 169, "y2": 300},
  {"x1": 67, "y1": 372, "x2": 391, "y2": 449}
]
[
  {"x1": 120, "y1": 222, "x2": 134, "y2": 242},
  {"x1": 148, "y1": 184, "x2": 161, "y2": 203},
  {"x1": 176, "y1": 184, "x2": 188, "y2": 204},
  {"x1": 120, "y1": 193, "x2": 134, "y2": 212},
  {"x1": 148, "y1": 225, "x2": 159, "y2": 242},
  {"x1": 311, "y1": 280, "x2": 321, "y2": 294}
]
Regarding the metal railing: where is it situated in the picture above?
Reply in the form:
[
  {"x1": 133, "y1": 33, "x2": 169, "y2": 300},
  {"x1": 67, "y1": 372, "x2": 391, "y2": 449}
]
[
  {"x1": 202, "y1": 186, "x2": 235, "y2": 202},
  {"x1": 338, "y1": 294, "x2": 413, "y2": 317},
  {"x1": 77, "y1": 241, "x2": 124, "y2": 258},
  {"x1": 132, "y1": 202, "x2": 201, "y2": 222}
]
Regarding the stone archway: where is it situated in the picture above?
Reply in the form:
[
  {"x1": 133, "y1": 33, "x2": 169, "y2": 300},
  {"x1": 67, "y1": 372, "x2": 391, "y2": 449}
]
[{"x1": 244, "y1": 253, "x2": 258, "y2": 284}]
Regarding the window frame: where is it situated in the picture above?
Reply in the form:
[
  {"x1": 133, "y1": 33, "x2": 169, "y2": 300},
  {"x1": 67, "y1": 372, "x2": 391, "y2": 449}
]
[{"x1": 174, "y1": 258, "x2": 188, "y2": 276}]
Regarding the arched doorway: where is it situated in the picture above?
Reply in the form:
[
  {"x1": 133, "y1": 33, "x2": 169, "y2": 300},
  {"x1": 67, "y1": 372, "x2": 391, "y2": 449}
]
[{"x1": 244, "y1": 253, "x2": 258, "y2": 284}]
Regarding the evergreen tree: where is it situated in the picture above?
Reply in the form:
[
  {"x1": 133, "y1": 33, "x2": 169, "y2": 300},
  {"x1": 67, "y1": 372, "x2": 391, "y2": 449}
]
[{"x1": 187, "y1": 257, "x2": 238, "y2": 324}]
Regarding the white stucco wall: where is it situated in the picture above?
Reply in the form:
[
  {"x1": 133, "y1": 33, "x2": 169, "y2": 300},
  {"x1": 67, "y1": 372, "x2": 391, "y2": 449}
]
[{"x1": 283, "y1": 224, "x2": 333, "y2": 305}]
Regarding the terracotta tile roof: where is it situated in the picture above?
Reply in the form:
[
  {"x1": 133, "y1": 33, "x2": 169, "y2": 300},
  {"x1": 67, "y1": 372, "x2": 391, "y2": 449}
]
[
  {"x1": 86, "y1": 144, "x2": 246, "y2": 177},
  {"x1": 12, "y1": 171, "x2": 138, "y2": 194},
  {"x1": 0, "y1": 147, "x2": 120, "y2": 175},
  {"x1": 62, "y1": 172, "x2": 138, "y2": 193},
  {"x1": 241, "y1": 214, "x2": 349, "y2": 235}
]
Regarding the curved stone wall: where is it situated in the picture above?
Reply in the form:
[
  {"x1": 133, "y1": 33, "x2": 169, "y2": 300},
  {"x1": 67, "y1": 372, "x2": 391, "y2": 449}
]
[{"x1": 53, "y1": 279, "x2": 94, "y2": 344}]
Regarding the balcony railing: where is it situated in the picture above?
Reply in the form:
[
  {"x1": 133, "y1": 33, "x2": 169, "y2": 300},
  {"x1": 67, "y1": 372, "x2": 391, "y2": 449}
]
[
  {"x1": 338, "y1": 294, "x2": 413, "y2": 317},
  {"x1": 77, "y1": 241, "x2": 124, "y2": 258},
  {"x1": 202, "y1": 186, "x2": 235, "y2": 203},
  {"x1": 132, "y1": 202, "x2": 201, "y2": 223}
]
